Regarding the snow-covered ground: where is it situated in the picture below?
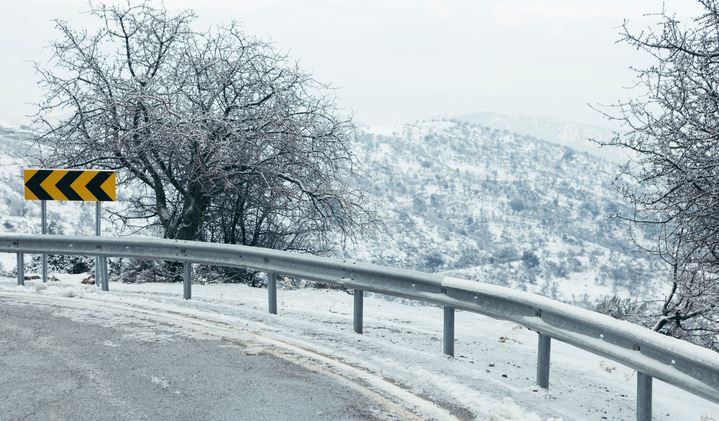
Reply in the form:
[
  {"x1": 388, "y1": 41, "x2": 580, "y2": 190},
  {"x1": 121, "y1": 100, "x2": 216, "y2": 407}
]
[{"x1": 1, "y1": 275, "x2": 716, "y2": 420}]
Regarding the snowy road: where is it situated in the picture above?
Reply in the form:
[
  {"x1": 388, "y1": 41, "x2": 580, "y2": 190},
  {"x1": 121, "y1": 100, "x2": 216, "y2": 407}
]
[
  {"x1": 1, "y1": 276, "x2": 718, "y2": 420},
  {"x1": 0, "y1": 300, "x2": 398, "y2": 421}
]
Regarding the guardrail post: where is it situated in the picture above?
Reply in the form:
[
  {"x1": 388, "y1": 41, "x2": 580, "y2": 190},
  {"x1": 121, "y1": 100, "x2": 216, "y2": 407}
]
[
  {"x1": 537, "y1": 333, "x2": 551, "y2": 389},
  {"x1": 183, "y1": 262, "x2": 192, "y2": 300},
  {"x1": 101, "y1": 257, "x2": 109, "y2": 291},
  {"x1": 268, "y1": 273, "x2": 277, "y2": 314},
  {"x1": 443, "y1": 306, "x2": 455, "y2": 356},
  {"x1": 353, "y1": 289, "x2": 364, "y2": 334},
  {"x1": 95, "y1": 261, "x2": 100, "y2": 288},
  {"x1": 637, "y1": 372, "x2": 652, "y2": 421},
  {"x1": 16, "y1": 253, "x2": 24, "y2": 286}
]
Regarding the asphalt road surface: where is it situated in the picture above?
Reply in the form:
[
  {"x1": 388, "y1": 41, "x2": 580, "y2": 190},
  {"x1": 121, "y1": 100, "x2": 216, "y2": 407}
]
[{"x1": 0, "y1": 300, "x2": 386, "y2": 421}]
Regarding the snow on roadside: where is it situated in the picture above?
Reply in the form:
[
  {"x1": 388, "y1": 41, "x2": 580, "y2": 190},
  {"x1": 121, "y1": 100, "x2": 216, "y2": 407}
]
[{"x1": 0, "y1": 276, "x2": 717, "y2": 421}]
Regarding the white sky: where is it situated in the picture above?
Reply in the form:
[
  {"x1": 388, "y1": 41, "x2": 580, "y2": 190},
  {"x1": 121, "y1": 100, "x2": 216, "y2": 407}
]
[{"x1": 0, "y1": 0, "x2": 703, "y2": 128}]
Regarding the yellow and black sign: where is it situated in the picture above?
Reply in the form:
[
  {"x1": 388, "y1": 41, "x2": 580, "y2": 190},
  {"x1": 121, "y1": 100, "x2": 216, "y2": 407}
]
[{"x1": 24, "y1": 169, "x2": 116, "y2": 202}]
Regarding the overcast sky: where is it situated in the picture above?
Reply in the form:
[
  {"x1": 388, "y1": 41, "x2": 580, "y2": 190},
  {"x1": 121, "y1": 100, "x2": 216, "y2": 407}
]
[{"x1": 0, "y1": 0, "x2": 703, "y2": 128}]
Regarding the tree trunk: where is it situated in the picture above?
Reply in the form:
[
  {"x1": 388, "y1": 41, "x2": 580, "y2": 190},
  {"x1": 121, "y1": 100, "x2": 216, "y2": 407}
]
[{"x1": 175, "y1": 182, "x2": 208, "y2": 241}]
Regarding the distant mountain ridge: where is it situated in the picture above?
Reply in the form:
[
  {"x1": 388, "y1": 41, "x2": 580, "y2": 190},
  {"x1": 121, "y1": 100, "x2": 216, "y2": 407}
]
[{"x1": 455, "y1": 112, "x2": 625, "y2": 163}]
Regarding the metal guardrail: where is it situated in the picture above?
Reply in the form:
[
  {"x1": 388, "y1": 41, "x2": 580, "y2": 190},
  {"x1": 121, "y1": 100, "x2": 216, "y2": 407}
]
[{"x1": 1, "y1": 234, "x2": 718, "y2": 420}]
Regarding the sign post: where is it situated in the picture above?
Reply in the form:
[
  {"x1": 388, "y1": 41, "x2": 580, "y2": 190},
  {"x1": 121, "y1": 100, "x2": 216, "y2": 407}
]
[
  {"x1": 24, "y1": 169, "x2": 117, "y2": 290},
  {"x1": 41, "y1": 200, "x2": 47, "y2": 283},
  {"x1": 95, "y1": 201, "x2": 108, "y2": 290}
]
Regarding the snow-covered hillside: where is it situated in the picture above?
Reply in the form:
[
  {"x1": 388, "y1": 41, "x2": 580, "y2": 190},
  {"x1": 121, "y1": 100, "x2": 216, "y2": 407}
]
[
  {"x1": 348, "y1": 120, "x2": 662, "y2": 305},
  {"x1": 0, "y1": 125, "x2": 36, "y2": 233},
  {"x1": 0, "y1": 120, "x2": 663, "y2": 306}
]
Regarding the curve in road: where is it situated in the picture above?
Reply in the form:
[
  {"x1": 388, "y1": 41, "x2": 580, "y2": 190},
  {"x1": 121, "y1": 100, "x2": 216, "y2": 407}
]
[{"x1": 0, "y1": 298, "x2": 441, "y2": 421}]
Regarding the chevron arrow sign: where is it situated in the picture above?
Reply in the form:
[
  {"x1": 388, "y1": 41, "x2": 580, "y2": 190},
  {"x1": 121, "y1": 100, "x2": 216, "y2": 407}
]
[{"x1": 23, "y1": 169, "x2": 116, "y2": 202}]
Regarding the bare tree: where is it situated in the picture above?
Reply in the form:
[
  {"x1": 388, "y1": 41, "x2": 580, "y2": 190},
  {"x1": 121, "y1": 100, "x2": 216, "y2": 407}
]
[
  {"x1": 597, "y1": 0, "x2": 719, "y2": 349},
  {"x1": 647, "y1": 230, "x2": 719, "y2": 350},
  {"x1": 34, "y1": 2, "x2": 373, "y2": 255}
]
